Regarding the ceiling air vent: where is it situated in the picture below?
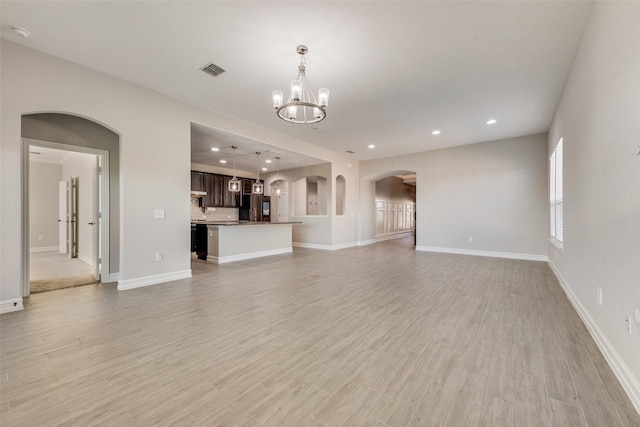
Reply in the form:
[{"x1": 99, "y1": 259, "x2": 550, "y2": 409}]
[
  {"x1": 200, "y1": 62, "x2": 226, "y2": 77},
  {"x1": 345, "y1": 150, "x2": 355, "y2": 154}
]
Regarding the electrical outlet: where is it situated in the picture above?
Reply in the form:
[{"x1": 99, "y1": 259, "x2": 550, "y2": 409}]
[
  {"x1": 38, "y1": 235, "x2": 44, "y2": 241},
  {"x1": 155, "y1": 252, "x2": 164, "y2": 262},
  {"x1": 597, "y1": 287, "x2": 603, "y2": 305},
  {"x1": 468, "y1": 236, "x2": 474, "y2": 243}
]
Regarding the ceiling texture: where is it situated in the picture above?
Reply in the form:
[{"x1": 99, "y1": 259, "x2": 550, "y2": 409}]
[{"x1": 2, "y1": 1, "x2": 593, "y2": 170}]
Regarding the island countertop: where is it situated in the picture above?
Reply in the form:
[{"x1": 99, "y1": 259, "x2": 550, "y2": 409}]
[{"x1": 191, "y1": 221, "x2": 301, "y2": 226}]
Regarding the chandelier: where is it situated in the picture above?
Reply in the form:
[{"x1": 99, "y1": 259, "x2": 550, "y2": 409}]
[{"x1": 272, "y1": 45, "x2": 329, "y2": 124}]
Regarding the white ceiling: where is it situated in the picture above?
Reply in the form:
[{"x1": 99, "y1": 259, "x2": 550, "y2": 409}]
[
  {"x1": 28, "y1": 146, "x2": 72, "y2": 164},
  {"x1": 28, "y1": 145, "x2": 95, "y2": 165},
  {"x1": 2, "y1": 1, "x2": 593, "y2": 165}
]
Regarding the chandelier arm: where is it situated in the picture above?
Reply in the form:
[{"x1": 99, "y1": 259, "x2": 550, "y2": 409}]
[{"x1": 275, "y1": 102, "x2": 326, "y2": 124}]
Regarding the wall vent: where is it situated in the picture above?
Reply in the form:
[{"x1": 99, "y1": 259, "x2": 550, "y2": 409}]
[
  {"x1": 200, "y1": 62, "x2": 226, "y2": 77},
  {"x1": 345, "y1": 150, "x2": 355, "y2": 154}
]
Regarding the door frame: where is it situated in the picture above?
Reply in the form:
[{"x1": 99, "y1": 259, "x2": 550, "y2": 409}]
[{"x1": 21, "y1": 138, "x2": 110, "y2": 296}]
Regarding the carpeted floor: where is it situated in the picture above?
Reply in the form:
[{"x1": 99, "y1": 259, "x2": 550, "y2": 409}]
[{"x1": 30, "y1": 251, "x2": 97, "y2": 293}]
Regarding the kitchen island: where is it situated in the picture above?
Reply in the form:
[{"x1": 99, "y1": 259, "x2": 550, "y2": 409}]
[{"x1": 202, "y1": 222, "x2": 298, "y2": 264}]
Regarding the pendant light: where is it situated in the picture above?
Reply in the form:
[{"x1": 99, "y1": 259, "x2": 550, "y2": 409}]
[
  {"x1": 227, "y1": 146, "x2": 240, "y2": 192},
  {"x1": 252, "y1": 152, "x2": 264, "y2": 194},
  {"x1": 273, "y1": 157, "x2": 282, "y2": 195}
]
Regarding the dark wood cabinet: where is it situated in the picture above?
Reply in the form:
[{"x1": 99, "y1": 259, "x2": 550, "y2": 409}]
[
  {"x1": 192, "y1": 224, "x2": 207, "y2": 260},
  {"x1": 213, "y1": 175, "x2": 224, "y2": 207},
  {"x1": 202, "y1": 174, "x2": 214, "y2": 207},
  {"x1": 203, "y1": 173, "x2": 224, "y2": 207},
  {"x1": 194, "y1": 171, "x2": 244, "y2": 208},
  {"x1": 191, "y1": 171, "x2": 205, "y2": 192}
]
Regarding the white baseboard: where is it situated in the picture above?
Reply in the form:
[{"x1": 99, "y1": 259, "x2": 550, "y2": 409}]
[
  {"x1": 104, "y1": 272, "x2": 120, "y2": 283},
  {"x1": 415, "y1": 246, "x2": 549, "y2": 262},
  {"x1": 1, "y1": 298, "x2": 24, "y2": 314},
  {"x1": 78, "y1": 255, "x2": 92, "y2": 266},
  {"x1": 330, "y1": 242, "x2": 360, "y2": 250},
  {"x1": 29, "y1": 246, "x2": 59, "y2": 253},
  {"x1": 117, "y1": 269, "x2": 192, "y2": 291},
  {"x1": 548, "y1": 261, "x2": 640, "y2": 414},
  {"x1": 358, "y1": 239, "x2": 377, "y2": 247},
  {"x1": 293, "y1": 242, "x2": 332, "y2": 250},
  {"x1": 208, "y1": 247, "x2": 292, "y2": 264},
  {"x1": 293, "y1": 242, "x2": 358, "y2": 251},
  {"x1": 376, "y1": 232, "x2": 413, "y2": 242}
]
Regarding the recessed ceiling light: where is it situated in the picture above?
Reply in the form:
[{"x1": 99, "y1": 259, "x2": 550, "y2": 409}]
[
  {"x1": 211, "y1": 147, "x2": 220, "y2": 151},
  {"x1": 432, "y1": 130, "x2": 441, "y2": 135},
  {"x1": 219, "y1": 160, "x2": 227, "y2": 164},
  {"x1": 368, "y1": 144, "x2": 375, "y2": 149},
  {"x1": 261, "y1": 167, "x2": 268, "y2": 171},
  {"x1": 486, "y1": 119, "x2": 497, "y2": 125},
  {"x1": 265, "y1": 159, "x2": 272, "y2": 163}
]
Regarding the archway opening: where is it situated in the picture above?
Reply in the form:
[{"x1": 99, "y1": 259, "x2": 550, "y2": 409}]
[
  {"x1": 374, "y1": 174, "x2": 416, "y2": 243},
  {"x1": 22, "y1": 113, "x2": 120, "y2": 295}
]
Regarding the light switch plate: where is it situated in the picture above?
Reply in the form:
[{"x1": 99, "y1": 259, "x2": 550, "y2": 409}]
[{"x1": 154, "y1": 209, "x2": 165, "y2": 219}]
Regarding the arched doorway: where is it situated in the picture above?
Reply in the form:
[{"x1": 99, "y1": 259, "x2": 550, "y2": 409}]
[
  {"x1": 21, "y1": 113, "x2": 120, "y2": 295},
  {"x1": 359, "y1": 169, "x2": 417, "y2": 247}
]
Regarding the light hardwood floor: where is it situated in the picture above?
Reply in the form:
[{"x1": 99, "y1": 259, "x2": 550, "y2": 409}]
[{"x1": 2, "y1": 237, "x2": 638, "y2": 426}]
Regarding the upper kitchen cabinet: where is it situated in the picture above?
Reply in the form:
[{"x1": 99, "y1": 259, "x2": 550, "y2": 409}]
[
  {"x1": 203, "y1": 173, "x2": 224, "y2": 207},
  {"x1": 191, "y1": 171, "x2": 205, "y2": 192},
  {"x1": 193, "y1": 171, "x2": 245, "y2": 208}
]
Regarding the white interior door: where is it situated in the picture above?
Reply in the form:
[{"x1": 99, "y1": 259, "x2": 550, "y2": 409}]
[
  {"x1": 58, "y1": 180, "x2": 68, "y2": 253},
  {"x1": 90, "y1": 158, "x2": 100, "y2": 281}
]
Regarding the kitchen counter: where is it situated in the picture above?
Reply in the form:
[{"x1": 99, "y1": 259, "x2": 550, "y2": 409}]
[
  {"x1": 203, "y1": 222, "x2": 297, "y2": 264},
  {"x1": 191, "y1": 220, "x2": 301, "y2": 226}
]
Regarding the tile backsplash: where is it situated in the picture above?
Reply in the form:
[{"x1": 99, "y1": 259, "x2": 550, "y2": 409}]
[{"x1": 190, "y1": 198, "x2": 239, "y2": 221}]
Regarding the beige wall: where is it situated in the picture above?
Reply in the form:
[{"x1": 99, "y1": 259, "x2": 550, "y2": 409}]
[
  {"x1": 548, "y1": 1, "x2": 640, "y2": 404},
  {"x1": 29, "y1": 161, "x2": 61, "y2": 250},
  {"x1": 360, "y1": 133, "x2": 549, "y2": 257}
]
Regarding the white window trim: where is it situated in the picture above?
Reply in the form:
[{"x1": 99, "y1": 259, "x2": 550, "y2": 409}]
[{"x1": 549, "y1": 138, "x2": 563, "y2": 250}]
